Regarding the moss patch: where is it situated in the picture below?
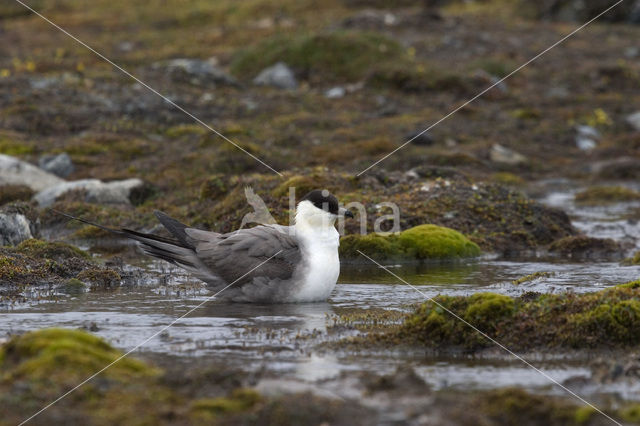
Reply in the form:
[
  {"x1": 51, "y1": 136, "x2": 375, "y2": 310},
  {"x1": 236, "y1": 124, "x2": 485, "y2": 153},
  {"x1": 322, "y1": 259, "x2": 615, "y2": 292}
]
[
  {"x1": 340, "y1": 224, "x2": 481, "y2": 261},
  {"x1": 15, "y1": 238, "x2": 89, "y2": 261},
  {"x1": 231, "y1": 31, "x2": 405, "y2": 84},
  {"x1": 512, "y1": 271, "x2": 554, "y2": 285},
  {"x1": 0, "y1": 328, "x2": 157, "y2": 383},
  {"x1": 575, "y1": 186, "x2": 640, "y2": 205},
  {"x1": 352, "y1": 280, "x2": 640, "y2": 352}
]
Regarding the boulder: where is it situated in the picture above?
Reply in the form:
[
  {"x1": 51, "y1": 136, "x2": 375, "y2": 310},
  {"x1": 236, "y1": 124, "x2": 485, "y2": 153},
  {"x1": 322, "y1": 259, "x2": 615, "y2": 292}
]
[
  {"x1": 626, "y1": 111, "x2": 640, "y2": 131},
  {"x1": 490, "y1": 144, "x2": 527, "y2": 165},
  {"x1": 0, "y1": 203, "x2": 39, "y2": 246},
  {"x1": 0, "y1": 154, "x2": 65, "y2": 192},
  {"x1": 38, "y1": 153, "x2": 74, "y2": 178},
  {"x1": 575, "y1": 125, "x2": 600, "y2": 151},
  {"x1": 253, "y1": 62, "x2": 298, "y2": 90},
  {"x1": 34, "y1": 178, "x2": 144, "y2": 207},
  {"x1": 162, "y1": 58, "x2": 239, "y2": 87}
]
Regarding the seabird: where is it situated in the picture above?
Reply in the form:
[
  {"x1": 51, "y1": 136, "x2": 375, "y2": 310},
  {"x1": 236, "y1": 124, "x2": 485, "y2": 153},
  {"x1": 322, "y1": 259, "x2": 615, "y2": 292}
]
[{"x1": 57, "y1": 189, "x2": 354, "y2": 303}]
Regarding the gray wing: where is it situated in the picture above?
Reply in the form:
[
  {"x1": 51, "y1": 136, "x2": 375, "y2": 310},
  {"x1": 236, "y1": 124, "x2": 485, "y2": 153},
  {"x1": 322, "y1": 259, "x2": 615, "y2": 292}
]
[{"x1": 185, "y1": 225, "x2": 302, "y2": 285}]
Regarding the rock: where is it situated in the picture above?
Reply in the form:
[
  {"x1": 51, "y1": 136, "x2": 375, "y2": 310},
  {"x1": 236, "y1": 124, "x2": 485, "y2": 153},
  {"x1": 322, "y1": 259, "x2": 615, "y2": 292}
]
[
  {"x1": 626, "y1": 111, "x2": 640, "y2": 131},
  {"x1": 34, "y1": 178, "x2": 144, "y2": 207},
  {"x1": 575, "y1": 125, "x2": 601, "y2": 140},
  {"x1": 38, "y1": 153, "x2": 74, "y2": 178},
  {"x1": 590, "y1": 157, "x2": 640, "y2": 180},
  {"x1": 490, "y1": 144, "x2": 527, "y2": 165},
  {"x1": 405, "y1": 130, "x2": 434, "y2": 146},
  {"x1": 575, "y1": 125, "x2": 600, "y2": 151},
  {"x1": 472, "y1": 69, "x2": 508, "y2": 94},
  {"x1": 163, "y1": 58, "x2": 239, "y2": 87},
  {"x1": 0, "y1": 154, "x2": 65, "y2": 192},
  {"x1": 549, "y1": 235, "x2": 623, "y2": 261},
  {"x1": 0, "y1": 203, "x2": 39, "y2": 246},
  {"x1": 253, "y1": 62, "x2": 298, "y2": 90},
  {"x1": 324, "y1": 86, "x2": 346, "y2": 99}
]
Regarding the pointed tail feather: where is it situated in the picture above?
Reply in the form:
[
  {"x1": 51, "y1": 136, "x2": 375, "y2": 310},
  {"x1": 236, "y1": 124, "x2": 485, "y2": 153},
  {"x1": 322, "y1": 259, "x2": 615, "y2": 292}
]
[{"x1": 50, "y1": 209, "x2": 198, "y2": 269}]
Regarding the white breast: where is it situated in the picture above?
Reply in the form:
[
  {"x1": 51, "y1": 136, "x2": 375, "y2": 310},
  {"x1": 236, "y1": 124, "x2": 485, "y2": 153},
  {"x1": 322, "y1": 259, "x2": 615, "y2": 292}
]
[{"x1": 291, "y1": 227, "x2": 340, "y2": 302}]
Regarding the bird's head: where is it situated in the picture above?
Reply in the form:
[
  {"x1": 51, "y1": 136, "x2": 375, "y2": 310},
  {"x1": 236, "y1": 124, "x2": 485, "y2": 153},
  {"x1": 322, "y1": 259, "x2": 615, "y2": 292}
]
[{"x1": 295, "y1": 189, "x2": 353, "y2": 229}]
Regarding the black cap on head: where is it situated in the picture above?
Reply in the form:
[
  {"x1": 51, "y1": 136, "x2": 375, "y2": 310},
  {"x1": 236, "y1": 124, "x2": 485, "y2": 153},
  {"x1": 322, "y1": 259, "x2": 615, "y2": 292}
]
[{"x1": 300, "y1": 189, "x2": 339, "y2": 215}]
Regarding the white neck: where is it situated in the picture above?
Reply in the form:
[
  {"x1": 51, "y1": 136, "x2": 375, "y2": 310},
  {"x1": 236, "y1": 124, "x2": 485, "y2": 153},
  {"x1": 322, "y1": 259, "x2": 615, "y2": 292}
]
[{"x1": 294, "y1": 200, "x2": 337, "y2": 238}]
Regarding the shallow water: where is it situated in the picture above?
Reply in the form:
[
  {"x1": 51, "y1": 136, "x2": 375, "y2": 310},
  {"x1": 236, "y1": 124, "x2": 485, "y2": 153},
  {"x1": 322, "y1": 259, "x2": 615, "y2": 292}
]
[{"x1": 2, "y1": 183, "x2": 640, "y2": 405}]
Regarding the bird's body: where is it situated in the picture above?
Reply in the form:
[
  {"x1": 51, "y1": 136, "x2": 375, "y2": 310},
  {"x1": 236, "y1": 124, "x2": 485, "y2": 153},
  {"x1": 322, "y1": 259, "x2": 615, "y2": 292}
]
[{"x1": 60, "y1": 189, "x2": 351, "y2": 303}]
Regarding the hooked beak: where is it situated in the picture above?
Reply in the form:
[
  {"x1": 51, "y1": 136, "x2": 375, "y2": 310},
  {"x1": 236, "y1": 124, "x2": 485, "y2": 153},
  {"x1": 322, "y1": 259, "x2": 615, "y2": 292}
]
[{"x1": 339, "y1": 207, "x2": 354, "y2": 218}]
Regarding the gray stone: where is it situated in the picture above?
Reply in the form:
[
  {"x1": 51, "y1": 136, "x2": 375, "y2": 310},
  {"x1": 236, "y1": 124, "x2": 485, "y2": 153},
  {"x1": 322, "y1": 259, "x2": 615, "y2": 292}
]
[
  {"x1": 38, "y1": 153, "x2": 74, "y2": 178},
  {"x1": 0, "y1": 204, "x2": 39, "y2": 246},
  {"x1": 34, "y1": 178, "x2": 144, "y2": 207},
  {"x1": 575, "y1": 125, "x2": 600, "y2": 151},
  {"x1": 163, "y1": 58, "x2": 238, "y2": 87},
  {"x1": 325, "y1": 86, "x2": 346, "y2": 99},
  {"x1": 405, "y1": 130, "x2": 434, "y2": 146},
  {"x1": 0, "y1": 154, "x2": 65, "y2": 192},
  {"x1": 626, "y1": 111, "x2": 640, "y2": 131},
  {"x1": 253, "y1": 62, "x2": 298, "y2": 90},
  {"x1": 490, "y1": 144, "x2": 527, "y2": 165}
]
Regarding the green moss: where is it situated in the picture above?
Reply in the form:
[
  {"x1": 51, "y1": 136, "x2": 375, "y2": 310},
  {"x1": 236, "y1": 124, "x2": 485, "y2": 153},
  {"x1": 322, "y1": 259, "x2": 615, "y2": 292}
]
[
  {"x1": 474, "y1": 388, "x2": 594, "y2": 426},
  {"x1": 200, "y1": 174, "x2": 228, "y2": 200},
  {"x1": 491, "y1": 172, "x2": 524, "y2": 186},
  {"x1": 191, "y1": 388, "x2": 262, "y2": 420},
  {"x1": 358, "y1": 280, "x2": 640, "y2": 351},
  {"x1": 0, "y1": 136, "x2": 35, "y2": 156},
  {"x1": 165, "y1": 123, "x2": 208, "y2": 139},
  {"x1": 14, "y1": 239, "x2": 89, "y2": 261},
  {"x1": 622, "y1": 251, "x2": 640, "y2": 266},
  {"x1": 273, "y1": 175, "x2": 327, "y2": 198},
  {"x1": 397, "y1": 225, "x2": 482, "y2": 259},
  {"x1": 63, "y1": 278, "x2": 87, "y2": 293},
  {"x1": 512, "y1": 271, "x2": 554, "y2": 285},
  {"x1": 0, "y1": 328, "x2": 158, "y2": 383},
  {"x1": 464, "y1": 293, "x2": 514, "y2": 332},
  {"x1": 368, "y1": 62, "x2": 470, "y2": 93},
  {"x1": 231, "y1": 31, "x2": 405, "y2": 83},
  {"x1": 574, "y1": 186, "x2": 640, "y2": 204},
  {"x1": 341, "y1": 225, "x2": 480, "y2": 261},
  {"x1": 621, "y1": 404, "x2": 640, "y2": 423}
]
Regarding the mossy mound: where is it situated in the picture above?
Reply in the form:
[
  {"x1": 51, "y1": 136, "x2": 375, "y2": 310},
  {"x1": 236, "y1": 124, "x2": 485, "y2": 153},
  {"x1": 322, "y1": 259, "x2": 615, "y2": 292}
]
[
  {"x1": 0, "y1": 328, "x2": 178, "y2": 425},
  {"x1": 0, "y1": 328, "x2": 157, "y2": 384},
  {"x1": 467, "y1": 388, "x2": 598, "y2": 426},
  {"x1": 549, "y1": 236, "x2": 622, "y2": 261},
  {"x1": 14, "y1": 238, "x2": 89, "y2": 261},
  {"x1": 191, "y1": 388, "x2": 263, "y2": 420},
  {"x1": 622, "y1": 251, "x2": 640, "y2": 266},
  {"x1": 363, "y1": 280, "x2": 640, "y2": 352},
  {"x1": 340, "y1": 224, "x2": 481, "y2": 261},
  {"x1": 574, "y1": 186, "x2": 640, "y2": 205},
  {"x1": 0, "y1": 239, "x2": 120, "y2": 295},
  {"x1": 0, "y1": 185, "x2": 34, "y2": 206},
  {"x1": 367, "y1": 62, "x2": 472, "y2": 94},
  {"x1": 231, "y1": 31, "x2": 405, "y2": 84}
]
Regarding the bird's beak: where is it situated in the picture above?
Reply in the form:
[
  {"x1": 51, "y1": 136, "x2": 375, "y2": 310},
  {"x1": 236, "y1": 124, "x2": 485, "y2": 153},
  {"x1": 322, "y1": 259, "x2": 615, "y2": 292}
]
[{"x1": 339, "y1": 207, "x2": 354, "y2": 218}]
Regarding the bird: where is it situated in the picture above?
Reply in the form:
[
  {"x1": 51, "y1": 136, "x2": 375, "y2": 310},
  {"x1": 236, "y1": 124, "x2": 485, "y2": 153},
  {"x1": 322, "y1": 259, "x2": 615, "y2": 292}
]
[{"x1": 55, "y1": 189, "x2": 354, "y2": 303}]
